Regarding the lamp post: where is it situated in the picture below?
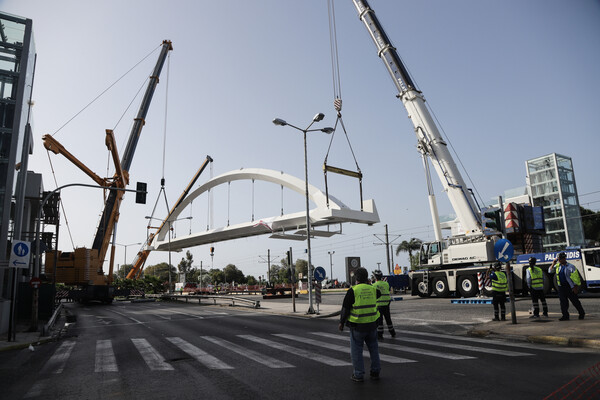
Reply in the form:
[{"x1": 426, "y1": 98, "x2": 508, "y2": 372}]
[
  {"x1": 115, "y1": 242, "x2": 142, "y2": 278},
  {"x1": 328, "y1": 250, "x2": 335, "y2": 282},
  {"x1": 273, "y1": 113, "x2": 334, "y2": 314}
]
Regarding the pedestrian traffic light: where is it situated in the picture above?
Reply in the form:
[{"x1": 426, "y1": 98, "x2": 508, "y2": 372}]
[
  {"x1": 135, "y1": 182, "x2": 147, "y2": 204},
  {"x1": 210, "y1": 246, "x2": 214, "y2": 256},
  {"x1": 481, "y1": 207, "x2": 502, "y2": 236}
]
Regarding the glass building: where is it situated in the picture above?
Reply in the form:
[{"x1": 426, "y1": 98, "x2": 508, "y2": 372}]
[
  {"x1": 526, "y1": 153, "x2": 585, "y2": 251},
  {"x1": 0, "y1": 13, "x2": 36, "y2": 333}
]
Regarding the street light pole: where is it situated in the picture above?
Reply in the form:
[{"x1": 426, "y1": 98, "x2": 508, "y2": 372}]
[
  {"x1": 115, "y1": 242, "x2": 141, "y2": 278},
  {"x1": 328, "y1": 250, "x2": 335, "y2": 281},
  {"x1": 273, "y1": 113, "x2": 334, "y2": 314}
]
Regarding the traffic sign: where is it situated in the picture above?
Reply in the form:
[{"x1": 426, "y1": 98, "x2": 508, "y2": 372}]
[
  {"x1": 314, "y1": 266, "x2": 326, "y2": 282},
  {"x1": 9, "y1": 240, "x2": 31, "y2": 269},
  {"x1": 494, "y1": 239, "x2": 514, "y2": 262},
  {"x1": 30, "y1": 277, "x2": 41, "y2": 288}
]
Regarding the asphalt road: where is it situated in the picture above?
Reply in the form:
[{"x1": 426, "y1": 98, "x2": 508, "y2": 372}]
[{"x1": 1, "y1": 298, "x2": 598, "y2": 400}]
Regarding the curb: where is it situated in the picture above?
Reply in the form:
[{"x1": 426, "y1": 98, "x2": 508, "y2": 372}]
[
  {"x1": 0, "y1": 335, "x2": 55, "y2": 353},
  {"x1": 467, "y1": 329, "x2": 600, "y2": 350}
]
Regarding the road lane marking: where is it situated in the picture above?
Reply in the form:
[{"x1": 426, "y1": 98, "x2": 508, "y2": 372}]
[
  {"x1": 389, "y1": 332, "x2": 533, "y2": 356},
  {"x1": 167, "y1": 337, "x2": 233, "y2": 369},
  {"x1": 24, "y1": 380, "x2": 47, "y2": 398},
  {"x1": 95, "y1": 339, "x2": 118, "y2": 372},
  {"x1": 43, "y1": 340, "x2": 76, "y2": 374},
  {"x1": 238, "y1": 334, "x2": 351, "y2": 366},
  {"x1": 311, "y1": 332, "x2": 476, "y2": 360},
  {"x1": 201, "y1": 336, "x2": 294, "y2": 368},
  {"x1": 393, "y1": 329, "x2": 594, "y2": 353},
  {"x1": 273, "y1": 333, "x2": 415, "y2": 364},
  {"x1": 131, "y1": 338, "x2": 174, "y2": 371}
]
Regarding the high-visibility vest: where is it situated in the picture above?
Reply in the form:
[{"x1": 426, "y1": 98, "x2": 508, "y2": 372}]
[
  {"x1": 554, "y1": 264, "x2": 582, "y2": 286},
  {"x1": 372, "y1": 280, "x2": 391, "y2": 307},
  {"x1": 528, "y1": 267, "x2": 544, "y2": 290},
  {"x1": 492, "y1": 271, "x2": 507, "y2": 292},
  {"x1": 347, "y1": 284, "x2": 380, "y2": 324}
]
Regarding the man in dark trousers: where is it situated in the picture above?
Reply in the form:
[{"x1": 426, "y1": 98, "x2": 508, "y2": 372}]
[
  {"x1": 487, "y1": 262, "x2": 507, "y2": 321},
  {"x1": 372, "y1": 269, "x2": 396, "y2": 339},
  {"x1": 526, "y1": 257, "x2": 548, "y2": 318},
  {"x1": 549, "y1": 252, "x2": 585, "y2": 321},
  {"x1": 339, "y1": 267, "x2": 381, "y2": 382}
]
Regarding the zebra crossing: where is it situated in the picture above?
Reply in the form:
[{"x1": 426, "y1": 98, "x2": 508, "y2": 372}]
[{"x1": 40, "y1": 330, "x2": 537, "y2": 375}]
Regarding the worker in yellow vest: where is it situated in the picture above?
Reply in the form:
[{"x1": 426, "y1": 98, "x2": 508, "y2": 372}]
[
  {"x1": 372, "y1": 270, "x2": 396, "y2": 339},
  {"x1": 549, "y1": 252, "x2": 585, "y2": 321},
  {"x1": 339, "y1": 267, "x2": 381, "y2": 382},
  {"x1": 487, "y1": 262, "x2": 507, "y2": 321},
  {"x1": 525, "y1": 257, "x2": 548, "y2": 318}
]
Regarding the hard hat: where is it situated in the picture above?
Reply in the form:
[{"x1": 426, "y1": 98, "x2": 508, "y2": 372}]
[
  {"x1": 528, "y1": 257, "x2": 537, "y2": 265},
  {"x1": 494, "y1": 262, "x2": 502, "y2": 270},
  {"x1": 373, "y1": 269, "x2": 383, "y2": 278}
]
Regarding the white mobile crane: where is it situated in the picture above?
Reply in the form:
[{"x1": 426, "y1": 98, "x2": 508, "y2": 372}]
[{"x1": 352, "y1": 0, "x2": 501, "y2": 297}]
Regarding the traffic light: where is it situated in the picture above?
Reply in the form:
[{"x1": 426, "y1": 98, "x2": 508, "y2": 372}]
[
  {"x1": 135, "y1": 182, "x2": 147, "y2": 204},
  {"x1": 210, "y1": 246, "x2": 214, "y2": 256},
  {"x1": 481, "y1": 207, "x2": 502, "y2": 236}
]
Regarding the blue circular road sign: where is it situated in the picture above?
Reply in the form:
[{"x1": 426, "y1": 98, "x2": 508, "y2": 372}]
[
  {"x1": 314, "y1": 266, "x2": 326, "y2": 282},
  {"x1": 494, "y1": 239, "x2": 514, "y2": 262}
]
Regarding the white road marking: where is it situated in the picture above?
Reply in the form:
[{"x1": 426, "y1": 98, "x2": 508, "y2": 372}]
[
  {"x1": 390, "y1": 331, "x2": 533, "y2": 356},
  {"x1": 131, "y1": 338, "x2": 174, "y2": 371},
  {"x1": 95, "y1": 339, "x2": 118, "y2": 372},
  {"x1": 43, "y1": 340, "x2": 76, "y2": 374},
  {"x1": 167, "y1": 337, "x2": 233, "y2": 369},
  {"x1": 311, "y1": 332, "x2": 476, "y2": 360},
  {"x1": 394, "y1": 329, "x2": 597, "y2": 353},
  {"x1": 239, "y1": 334, "x2": 351, "y2": 366},
  {"x1": 274, "y1": 333, "x2": 415, "y2": 364},
  {"x1": 201, "y1": 336, "x2": 294, "y2": 368}
]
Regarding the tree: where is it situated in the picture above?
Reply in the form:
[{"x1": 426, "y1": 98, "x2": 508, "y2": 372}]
[
  {"x1": 396, "y1": 238, "x2": 423, "y2": 269},
  {"x1": 117, "y1": 264, "x2": 133, "y2": 280},
  {"x1": 177, "y1": 251, "x2": 194, "y2": 282},
  {"x1": 207, "y1": 268, "x2": 225, "y2": 285},
  {"x1": 223, "y1": 264, "x2": 245, "y2": 284},
  {"x1": 580, "y1": 206, "x2": 600, "y2": 246},
  {"x1": 246, "y1": 275, "x2": 257, "y2": 285},
  {"x1": 144, "y1": 262, "x2": 175, "y2": 282}
]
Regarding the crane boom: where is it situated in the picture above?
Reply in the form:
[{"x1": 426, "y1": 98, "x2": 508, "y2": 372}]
[
  {"x1": 352, "y1": 0, "x2": 482, "y2": 236},
  {"x1": 92, "y1": 40, "x2": 173, "y2": 261}
]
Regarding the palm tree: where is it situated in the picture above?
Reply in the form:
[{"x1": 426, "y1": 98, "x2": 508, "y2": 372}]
[{"x1": 395, "y1": 238, "x2": 423, "y2": 269}]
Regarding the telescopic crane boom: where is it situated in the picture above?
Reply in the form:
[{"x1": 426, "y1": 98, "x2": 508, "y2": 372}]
[
  {"x1": 42, "y1": 40, "x2": 172, "y2": 302},
  {"x1": 352, "y1": 0, "x2": 482, "y2": 238}
]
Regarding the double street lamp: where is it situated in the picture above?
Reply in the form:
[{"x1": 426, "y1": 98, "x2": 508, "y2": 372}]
[
  {"x1": 115, "y1": 242, "x2": 142, "y2": 278},
  {"x1": 273, "y1": 113, "x2": 333, "y2": 314}
]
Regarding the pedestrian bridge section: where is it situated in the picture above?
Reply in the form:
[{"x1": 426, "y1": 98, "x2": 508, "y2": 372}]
[{"x1": 151, "y1": 168, "x2": 379, "y2": 252}]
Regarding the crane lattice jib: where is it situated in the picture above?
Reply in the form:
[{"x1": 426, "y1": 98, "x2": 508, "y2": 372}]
[
  {"x1": 352, "y1": 1, "x2": 482, "y2": 235},
  {"x1": 92, "y1": 40, "x2": 173, "y2": 254}
]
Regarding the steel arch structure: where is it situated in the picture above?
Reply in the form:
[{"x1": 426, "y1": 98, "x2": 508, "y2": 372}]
[{"x1": 150, "y1": 168, "x2": 379, "y2": 251}]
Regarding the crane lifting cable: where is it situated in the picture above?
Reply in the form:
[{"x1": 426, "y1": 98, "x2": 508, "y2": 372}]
[{"x1": 323, "y1": 0, "x2": 364, "y2": 210}]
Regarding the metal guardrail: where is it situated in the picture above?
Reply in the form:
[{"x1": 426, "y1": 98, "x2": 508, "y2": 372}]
[
  {"x1": 159, "y1": 294, "x2": 261, "y2": 309},
  {"x1": 42, "y1": 303, "x2": 63, "y2": 336}
]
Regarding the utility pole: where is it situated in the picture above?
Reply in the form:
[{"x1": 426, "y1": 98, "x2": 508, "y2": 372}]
[
  {"x1": 328, "y1": 251, "x2": 335, "y2": 281},
  {"x1": 373, "y1": 224, "x2": 401, "y2": 274},
  {"x1": 258, "y1": 249, "x2": 274, "y2": 283}
]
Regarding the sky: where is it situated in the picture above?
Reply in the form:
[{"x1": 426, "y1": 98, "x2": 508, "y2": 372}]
[{"x1": 2, "y1": 0, "x2": 600, "y2": 282}]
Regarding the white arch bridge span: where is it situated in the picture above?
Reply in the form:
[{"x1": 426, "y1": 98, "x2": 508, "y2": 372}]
[{"x1": 150, "y1": 168, "x2": 379, "y2": 252}]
